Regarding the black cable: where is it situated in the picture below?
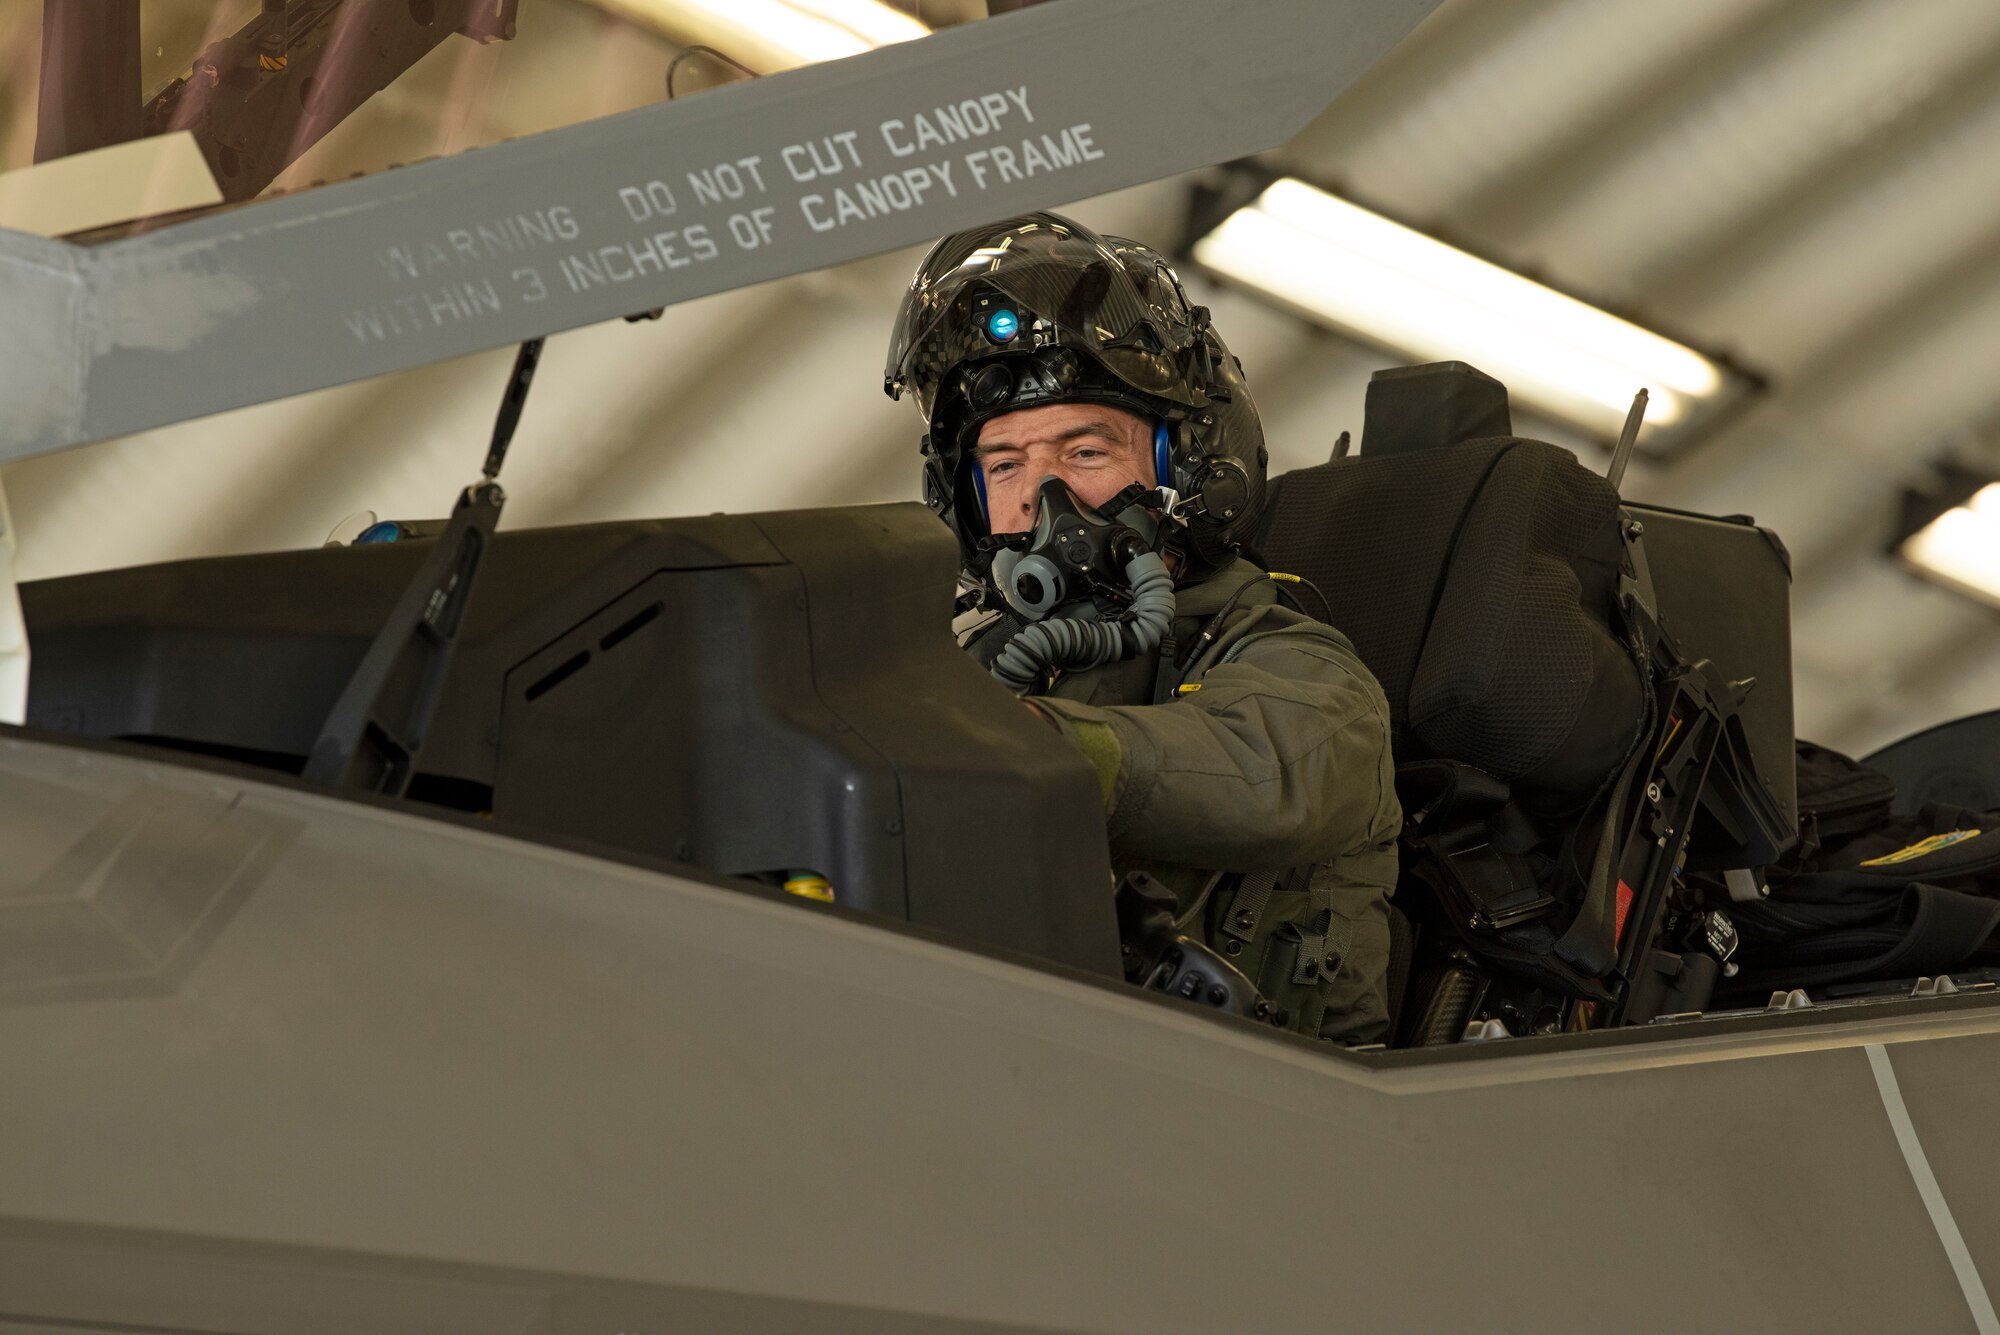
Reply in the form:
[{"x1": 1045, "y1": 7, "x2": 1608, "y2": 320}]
[
  {"x1": 1175, "y1": 578, "x2": 1258, "y2": 670},
  {"x1": 1271, "y1": 572, "x2": 1335, "y2": 625}
]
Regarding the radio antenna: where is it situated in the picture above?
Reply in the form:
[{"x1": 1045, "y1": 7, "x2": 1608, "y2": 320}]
[{"x1": 1606, "y1": 387, "x2": 1648, "y2": 495}]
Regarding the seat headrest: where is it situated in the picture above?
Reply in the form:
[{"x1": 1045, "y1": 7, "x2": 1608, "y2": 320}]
[{"x1": 1361, "y1": 362, "x2": 1513, "y2": 457}]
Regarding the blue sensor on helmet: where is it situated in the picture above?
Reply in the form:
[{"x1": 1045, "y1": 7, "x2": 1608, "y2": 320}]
[{"x1": 984, "y1": 308, "x2": 1020, "y2": 343}]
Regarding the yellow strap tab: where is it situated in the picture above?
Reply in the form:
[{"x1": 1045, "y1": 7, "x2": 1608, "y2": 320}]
[
  {"x1": 783, "y1": 875, "x2": 835, "y2": 903},
  {"x1": 1267, "y1": 572, "x2": 1302, "y2": 583},
  {"x1": 1858, "y1": 829, "x2": 1982, "y2": 867},
  {"x1": 1176, "y1": 683, "x2": 1202, "y2": 695}
]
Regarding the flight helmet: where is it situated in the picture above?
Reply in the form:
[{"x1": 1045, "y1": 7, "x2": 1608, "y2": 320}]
[{"x1": 884, "y1": 212, "x2": 1267, "y2": 580}]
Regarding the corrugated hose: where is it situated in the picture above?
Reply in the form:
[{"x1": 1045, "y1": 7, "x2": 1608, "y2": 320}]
[{"x1": 990, "y1": 552, "x2": 1175, "y2": 694}]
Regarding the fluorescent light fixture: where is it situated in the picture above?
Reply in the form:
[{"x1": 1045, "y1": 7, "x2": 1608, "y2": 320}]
[
  {"x1": 1902, "y1": 482, "x2": 2000, "y2": 610},
  {"x1": 590, "y1": 0, "x2": 928, "y2": 73},
  {"x1": 1192, "y1": 178, "x2": 1752, "y2": 449}
]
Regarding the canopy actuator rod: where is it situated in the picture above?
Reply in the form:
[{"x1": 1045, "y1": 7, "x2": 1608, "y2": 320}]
[{"x1": 302, "y1": 338, "x2": 544, "y2": 796}]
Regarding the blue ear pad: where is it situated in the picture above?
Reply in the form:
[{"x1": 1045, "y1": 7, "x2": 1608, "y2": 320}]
[
  {"x1": 1154, "y1": 422, "x2": 1172, "y2": 490},
  {"x1": 971, "y1": 462, "x2": 989, "y2": 522}
]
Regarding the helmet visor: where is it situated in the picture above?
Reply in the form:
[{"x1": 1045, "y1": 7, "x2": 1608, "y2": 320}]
[{"x1": 885, "y1": 215, "x2": 1203, "y2": 417}]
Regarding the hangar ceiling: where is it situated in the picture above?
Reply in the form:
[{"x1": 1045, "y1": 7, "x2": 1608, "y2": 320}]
[{"x1": 1, "y1": 0, "x2": 1996, "y2": 755}]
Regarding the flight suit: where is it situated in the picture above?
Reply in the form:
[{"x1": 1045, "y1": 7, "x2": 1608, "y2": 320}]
[{"x1": 965, "y1": 559, "x2": 1401, "y2": 1043}]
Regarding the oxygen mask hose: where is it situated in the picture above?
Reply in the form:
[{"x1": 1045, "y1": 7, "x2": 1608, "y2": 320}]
[{"x1": 990, "y1": 550, "x2": 1174, "y2": 693}]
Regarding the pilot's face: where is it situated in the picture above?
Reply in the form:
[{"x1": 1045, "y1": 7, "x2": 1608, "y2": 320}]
[{"x1": 974, "y1": 402, "x2": 1157, "y2": 535}]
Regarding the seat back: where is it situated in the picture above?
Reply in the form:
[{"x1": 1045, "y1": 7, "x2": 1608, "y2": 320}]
[
  {"x1": 1255, "y1": 436, "x2": 1644, "y2": 814},
  {"x1": 1250, "y1": 363, "x2": 1805, "y2": 1040}
]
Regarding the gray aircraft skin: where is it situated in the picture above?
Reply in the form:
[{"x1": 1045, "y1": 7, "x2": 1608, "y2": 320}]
[
  {"x1": 5, "y1": 2, "x2": 2000, "y2": 1332},
  {"x1": 7, "y1": 724, "x2": 2000, "y2": 1333}
]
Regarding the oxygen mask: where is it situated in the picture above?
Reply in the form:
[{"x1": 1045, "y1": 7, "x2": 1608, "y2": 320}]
[
  {"x1": 982, "y1": 476, "x2": 1176, "y2": 694},
  {"x1": 987, "y1": 475, "x2": 1158, "y2": 622}
]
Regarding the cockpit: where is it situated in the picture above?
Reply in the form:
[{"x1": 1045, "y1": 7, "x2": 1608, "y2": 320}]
[{"x1": 4, "y1": 4, "x2": 2000, "y2": 1327}]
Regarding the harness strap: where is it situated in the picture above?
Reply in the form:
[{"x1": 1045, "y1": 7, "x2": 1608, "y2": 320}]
[
  {"x1": 1290, "y1": 918, "x2": 1332, "y2": 985},
  {"x1": 1218, "y1": 873, "x2": 1277, "y2": 945}
]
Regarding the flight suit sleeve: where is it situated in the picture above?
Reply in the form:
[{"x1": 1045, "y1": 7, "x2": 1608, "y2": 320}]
[{"x1": 1030, "y1": 624, "x2": 1399, "y2": 872}]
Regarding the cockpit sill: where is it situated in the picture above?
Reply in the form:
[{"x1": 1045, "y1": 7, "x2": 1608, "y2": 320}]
[{"x1": 10, "y1": 720, "x2": 1994, "y2": 1086}]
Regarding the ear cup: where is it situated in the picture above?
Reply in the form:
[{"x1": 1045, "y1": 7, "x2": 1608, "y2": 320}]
[
  {"x1": 1154, "y1": 421, "x2": 1172, "y2": 490},
  {"x1": 971, "y1": 461, "x2": 989, "y2": 522},
  {"x1": 1190, "y1": 455, "x2": 1252, "y2": 523}
]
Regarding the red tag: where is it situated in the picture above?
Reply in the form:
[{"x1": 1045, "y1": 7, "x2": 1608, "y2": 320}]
[{"x1": 1614, "y1": 881, "x2": 1635, "y2": 942}]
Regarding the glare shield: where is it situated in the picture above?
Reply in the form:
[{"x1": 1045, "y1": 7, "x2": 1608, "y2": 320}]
[{"x1": 1191, "y1": 178, "x2": 1756, "y2": 452}]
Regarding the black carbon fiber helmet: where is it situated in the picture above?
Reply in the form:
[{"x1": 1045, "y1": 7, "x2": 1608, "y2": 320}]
[{"x1": 884, "y1": 212, "x2": 1267, "y2": 580}]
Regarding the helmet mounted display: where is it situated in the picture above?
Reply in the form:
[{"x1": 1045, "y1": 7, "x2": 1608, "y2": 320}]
[{"x1": 885, "y1": 213, "x2": 1268, "y2": 583}]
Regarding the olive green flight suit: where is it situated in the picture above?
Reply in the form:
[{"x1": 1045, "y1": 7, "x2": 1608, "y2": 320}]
[{"x1": 964, "y1": 559, "x2": 1401, "y2": 1043}]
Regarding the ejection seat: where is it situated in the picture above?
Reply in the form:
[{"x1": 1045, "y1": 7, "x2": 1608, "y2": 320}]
[{"x1": 1252, "y1": 363, "x2": 1797, "y2": 1043}]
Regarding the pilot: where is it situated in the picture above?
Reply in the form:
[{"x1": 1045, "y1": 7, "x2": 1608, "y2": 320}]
[{"x1": 885, "y1": 213, "x2": 1400, "y2": 1043}]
